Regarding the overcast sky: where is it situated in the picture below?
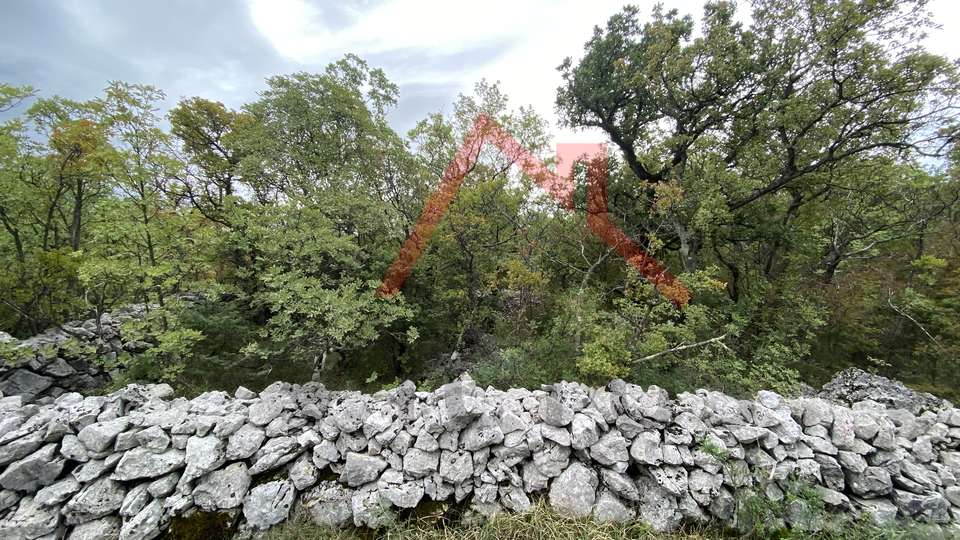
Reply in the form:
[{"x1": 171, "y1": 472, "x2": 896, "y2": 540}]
[{"x1": 2, "y1": 0, "x2": 958, "y2": 145}]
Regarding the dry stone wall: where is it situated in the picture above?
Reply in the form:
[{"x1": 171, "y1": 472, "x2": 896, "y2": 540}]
[
  {"x1": 0, "y1": 293, "x2": 204, "y2": 404},
  {"x1": 1, "y1": 371, "x2": 960, "y2": 540}
]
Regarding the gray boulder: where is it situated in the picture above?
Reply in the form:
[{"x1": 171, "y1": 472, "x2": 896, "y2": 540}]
[
  {"x1": 243, "y1": 479, "x2": 296, "y2": 530},
  {"x1": 340, "y1": 452, "x2": 388, "y2": 487},
  {"x1": 226, "y1": 424, "x2": 265, "y2": 461},
  {"x1": 67, "y1": 516, "x2": 120, "y2": 540},
  {"x1": 819, "y1": 368, "x2": 945, "y2": 414},
  {"x1": 0, "y1": 369, "x2": 53, "y2": 401},
  {"x1": 0, "y1": 443, "x2": 63, "y2": 492},
  {"x1": 112, "y1": 447, "x2": 185, "y2": 481},
  {"x1": 193, "y1": 462, "x2": 251, "y2": 510},
  {"x1": 548, "y1": 461, "x2": 597, "y2": 518},
  {"x1": 118, "y1": 498, "x2": 163, "y2": 540},
  {"x1": 302, "y1": 481, "x2": 354, "y2": 529},
  {"x1": 593, "y1": 490, "x2": 634, "y2": 522},
  {"x1": 539, "y1": 396, "x2": 574, "y2": 427},
  {"x1": 77, "y1": 417, "x2": 130, "y2": 453},
  {"x1": 460, "y1": 412, "x2": 504, "y2": 451},
  {"x1": 182, "y1": 434, "x2": 227, "y2": 482},
  {"x1": 64, "y1": 477, "x2": 126, "y2": 525}
]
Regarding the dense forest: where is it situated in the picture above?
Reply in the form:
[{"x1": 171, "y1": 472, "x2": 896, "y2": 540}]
[{"x1": 2, "y1": 0, "x2": 959, "y2": 401}]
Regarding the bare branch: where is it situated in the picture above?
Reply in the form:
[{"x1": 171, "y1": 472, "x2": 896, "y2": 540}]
[{"x1": 631, "y1": 334, "x2": 728, "y2": 365}]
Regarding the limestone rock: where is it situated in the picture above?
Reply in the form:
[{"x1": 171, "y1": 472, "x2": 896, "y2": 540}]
[
  {"x1": 352, "y1": 485, "x2": 394, "y2": 528},
  {"x1": 0, "y1": 432, "x2": 43, "y2": 466},
  {"x1": 0, "y1": 443, "x2": 63, "y2": 492},
  {"x1": 0, "y1": 369, "x2": 53, "y2": 401},
  {"x1": 60, "y1": 434, "x2": 90, "y2": 462},
  {"x1": 439, "y1": 450, "x2": 473, "y2": 484},
  {"x1": 243, "y1": 479, "x2": 296, "y2": 530},
  {"x1": 601, "y1": 469, "x2": 639, "y2": 501},
  {"x1": 832, "y1": 407, "x2": 856, "y2": 450},
  {"x1": 119, "y1": 484, "x2": 151, "y2": 518},
  {"x1": 403, "y1": 448, "x2": 439, "y2": 477},
  {"x1": 532, "y1": 442, "x2": 569, "y2": 478},
  {"x1": 460, "y1": 412, "x2": 504, "y2": 451},
  {"x1": 64, "y1": 477, "x2": 127, "y2": 525},
  {"x1": 571, "y1": 414, "x2": 600, "y2": 450},
  {"x1": 77, "y1": 417, "x2": 130, "y2": 453},
  {"x1": 845, "y1": 466, "x2": 893, "y2": 496},
  {"x1": 288, "y1": 452, "x2": 319, "y2": 491},
  {"x1": 820, "y1": 368, "x2": 945, "y2": 413},
  {"x1": 593, "y1": 490, "x2": 634, "y2": 523},
  {"x1": 630, "y1": 431, "x2": 663, "y2": 466},
  {"x1": 331, "y1": 398, "x2": 369, "y2": 433},
  {"x1": 118, "y1": 498, "x2": 163, "y2": 540},
  {"x1": 378, "y1": 478, "x2": 424, "y2": 508},
  {"x1": 689, "y1": 468, "x2": 723, "y2": 506},
  {"x1": 539, "y1": 396, "x2": 574, "y2": 427},
  {"x1": 226, "y1": 423, "x2": 265, "y2": 461},
  {"x1": 302, "y1": 481, "x2": 354, "y2": 529},
  {"x1": 248, "y1": 397, "x2": 284, "y2": 426},
  {"x1": 0, "y1": 496, "x2": 60, "y2": 538},
  {"x1": 589, "y1": 429, "x2": 629, "y2": 470},
  {"x1": 249, "y1": 436, "x2": 301, "y2": 475},
  {"x1": 112, "y1": 447, "x2": 185, "y2": 481},
  {"x1": 35, "y1": 476, "x2": 81, "y2": 506},
  {"x1": 540, "y1": 424, "x2": 571, "y2": 446},
  {"x1": 649, "y1": 465, "x2": 688, "y2": 497},
  {"x1": 548, "y1": 461, "x2": 597, "y2": 518},
  {"x1": 499, "y1": 484, "x2": 532, "y2": 513},
  {"x1": 340, "y1": 452, "x2": 388, "y2": 487},
  {"x1": 67, "y1": 516, "x2": 120, "y2": 540},
  {"x1": 135, "y1": 425, "x2": 170, "y2": 453},
  {"x1": 636, "y1": 475, "x2": 682, "y2": 532},
  {"x1": 194, "y1": 462, "x2": 251, "y2": 510},
  {"x1": 182, "y1": 434, "x2": 227, "y2": 482}
]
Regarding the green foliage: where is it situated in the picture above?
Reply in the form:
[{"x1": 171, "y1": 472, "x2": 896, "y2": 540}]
[
  {"x1": 2, "y1": 3, "x2": 960, "y2": 400},
  {"x1": 697, "y1": 437, "x2": 728, "y2": 463}
]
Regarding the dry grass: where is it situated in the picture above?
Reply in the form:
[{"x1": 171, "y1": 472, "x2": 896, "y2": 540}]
[
  {"x1": 266, "y1": 500, "x2": 727, "y2": 540},
  {"x1": 265, "y1": 499, "x2": 958, "y2": 540}
]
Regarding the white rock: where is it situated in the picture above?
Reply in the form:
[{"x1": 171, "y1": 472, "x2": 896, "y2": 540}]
[
  {"x1": 112, "y1": 447, "x2": 185, "y2": 481},
  {"x1": 181, "y1": 434, "x2": 226, "y2": 482},
  {"x1": 118, "y1": 498, "x2": 163, "y2": 540},
  {"x1": 548, "y1": 461, "x2": 597, "y2": 518},
  {"x1": 243, "y1": 479, "x2": 296, "y2": 530},
  {"x1": 194, "y1": 462, "x2": 251, "y2": 510},
  {"x1": 0, "y1": 496, "x2": 60, "y2": 538},
  {"x1": 77, "y1": 418, "x2": 130, "y2": 453},
  {"x1": 64, "y1": 476, "x2": 126, "y2": 525},
  {"x1": 225, "y1": 423, "x2": 265, "y2": 461},
  {"x1": 593, "y1": 490, "x2": 634, "y2": 522}
]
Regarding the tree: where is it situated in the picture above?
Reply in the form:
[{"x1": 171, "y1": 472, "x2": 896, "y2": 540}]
[
  {"x1": 0, "y1": 92, "x2": 112, "y2": 334},
  {"x1": 555, "y1": 0, "x2": 960, "y2": 392},
  {"x1": 403, "y1": 80, "x2": 555, "y2": 360},
  {"x1": 220, "y1": 56, "x2": 419, "y2": 381},
  {"x1": 557, "y1": 0, "x2": 959, "y2": 276}
]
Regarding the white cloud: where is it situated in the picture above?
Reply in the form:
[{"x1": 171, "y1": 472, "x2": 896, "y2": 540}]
[
  {"x1": 248, "y1": 0, "x2": 960, "y2": 144},
  {"x1": 248, "y1": 0, "x2": 544, "y2": 69}
]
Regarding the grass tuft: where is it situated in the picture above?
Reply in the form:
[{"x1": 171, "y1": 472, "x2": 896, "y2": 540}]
[{"x1": 265, "y1": 499, "x2": 959, "y2": 540}]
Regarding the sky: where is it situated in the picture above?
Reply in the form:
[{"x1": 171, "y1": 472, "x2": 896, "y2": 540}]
[{"x1": 1, "y1": 0, "x2": 959, "y2": 146}]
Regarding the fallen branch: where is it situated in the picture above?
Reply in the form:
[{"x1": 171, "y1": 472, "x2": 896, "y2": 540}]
[
  {"x1": 631, "y1": 334, "x2": 728, "y2": 364},
  {"x1": 888, "y1": 297, "x2": 950, "y2": 357}
]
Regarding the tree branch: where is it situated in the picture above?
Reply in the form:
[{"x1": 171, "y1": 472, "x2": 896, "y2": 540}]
[{"x1": 631, "y1": 334, "x2": 728, "y2": 364}]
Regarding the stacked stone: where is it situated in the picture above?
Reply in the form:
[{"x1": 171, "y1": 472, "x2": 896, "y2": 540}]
[
  {"x1": 0, "y1": 293, "x2": 203, "y2": 404},
  {"x1": 1, "y1": 372, "x2": 960, "y2": 540}
]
